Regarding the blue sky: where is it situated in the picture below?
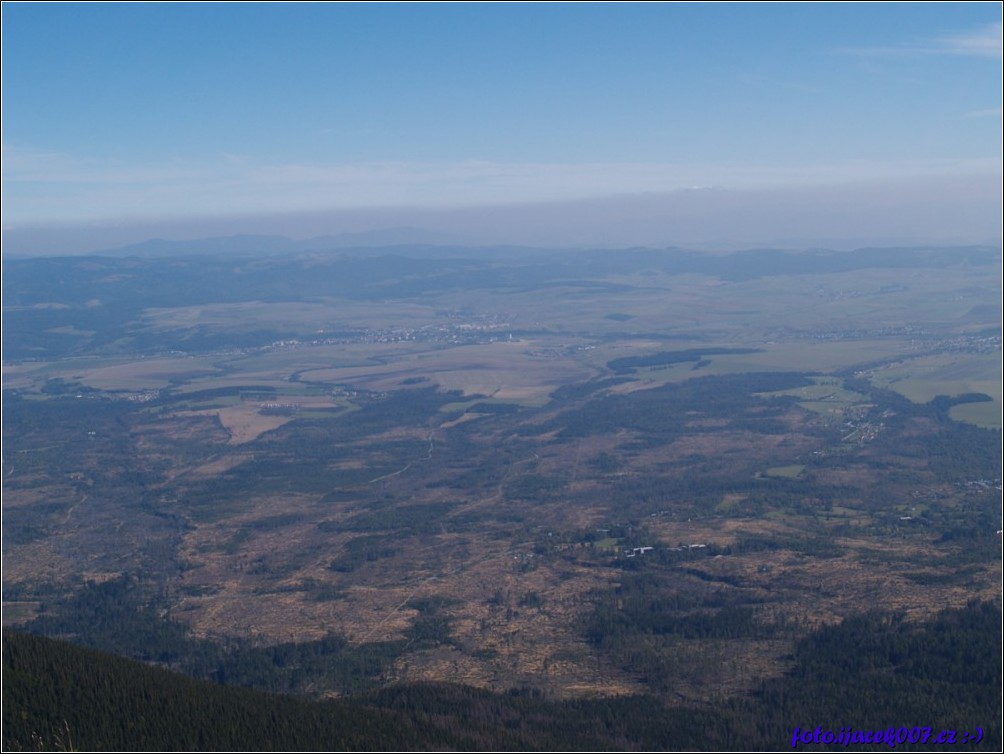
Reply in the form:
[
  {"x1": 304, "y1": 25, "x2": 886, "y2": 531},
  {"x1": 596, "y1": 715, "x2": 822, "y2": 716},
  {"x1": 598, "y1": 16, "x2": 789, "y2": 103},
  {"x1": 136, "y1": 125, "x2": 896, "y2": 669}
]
[{"x1": 2, "y1": 2, "x2": 1001, "y2": 250}]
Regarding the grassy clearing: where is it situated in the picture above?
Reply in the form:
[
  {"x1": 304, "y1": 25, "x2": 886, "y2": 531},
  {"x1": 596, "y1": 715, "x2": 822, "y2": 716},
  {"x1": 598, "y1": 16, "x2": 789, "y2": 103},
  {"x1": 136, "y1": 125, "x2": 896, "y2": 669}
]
[
  {"x1": 296, "y1": 341, "x2": 597, "y2": 402},
  {"x1": 864, "y1": 352, "x2": 1001, "y2": 427},
  {"x1": 592, "y1": 339, "x2": 925, "y2": 384},
  {"x1": 438, "y1": 396, "x2": 527, "y2": 413},
  {"x1": 174, "y1": 392, "x2": 346, "y2": 443},
  {"x1": 168, "y1": 395, "x2": 243, "y2": 410},
  {"x1": 715, "y1": 339, "x2": 917, "y2": 373},
  {"x1": 245, "y1": 341, "x2": 425, "y2": 370},
  {"x1": 592, "y1": 537, "x2": 620, "y2": 550},
  {"x1": 757, "y1": 375, "x2": 870, "y2": 415},
  {"x1": 949, "y1": 402, "x2": 1002, "y2": 430},
  {"x1": 439, "y1": 399, "x2": 491, "y2": 413},
  {"x1": 763, "y1": 465, "x2": 805, "y2": 479},
  {"x1": 3, "y1": 356, "x2": 182, "y2": 391},
  {"x1": 866, "y1": 353, "x2": 999, "y2": 400},
  {"x1": 174, "y1": 407, "x2": 293, "y2": 445},
  {"x1": 71, "y1": 356, "x2": 224, "y2": 391},
  {"x1": 141, "y1": 299, "x2": 442, "y2": 333},
  {"x1": 1, "y1": 362, "x2": 56, "y2": 390}
]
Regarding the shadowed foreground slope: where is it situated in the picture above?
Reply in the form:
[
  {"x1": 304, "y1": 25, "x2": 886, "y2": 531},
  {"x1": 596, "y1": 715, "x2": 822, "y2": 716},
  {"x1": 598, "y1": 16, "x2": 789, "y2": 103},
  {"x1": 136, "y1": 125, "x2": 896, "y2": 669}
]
[{"x1": 3, "y1": 601, "x2": 1000, "y2": 751}]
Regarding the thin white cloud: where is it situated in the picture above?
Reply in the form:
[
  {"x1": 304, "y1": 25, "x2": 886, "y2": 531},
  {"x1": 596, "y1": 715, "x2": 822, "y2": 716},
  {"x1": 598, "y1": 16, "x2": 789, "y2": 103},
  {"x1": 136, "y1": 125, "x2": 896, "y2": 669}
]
[
  {"x1": 835, "y1": 22, "x2": 1003, "y2": 59},
  {"x1": 1, "y1": 144, "x2": 209, "y2": 185},
  {"x1": 936, "y1": 22, "x2": 1003, "y2": 59},
  {"x1": 963, "y1": 105, "x2": 1003, "y2": 119}
]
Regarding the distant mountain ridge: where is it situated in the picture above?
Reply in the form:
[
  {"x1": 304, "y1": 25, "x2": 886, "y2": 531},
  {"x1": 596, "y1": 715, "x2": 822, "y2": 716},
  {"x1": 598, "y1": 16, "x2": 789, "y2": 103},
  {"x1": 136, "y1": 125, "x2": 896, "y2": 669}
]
[
  {"x1": 92, "y1": 227, "x2": 466, "y2": 257},
  {"x1": 69, "y1": 232, "x2": 1004, "y2": 263}
]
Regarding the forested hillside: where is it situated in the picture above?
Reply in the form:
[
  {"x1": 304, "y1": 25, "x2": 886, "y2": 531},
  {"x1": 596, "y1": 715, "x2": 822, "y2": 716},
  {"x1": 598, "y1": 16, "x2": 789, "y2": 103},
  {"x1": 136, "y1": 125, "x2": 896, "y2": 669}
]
[{"x1": 5, "y1": 600, "x2": 1000, "y2": 751}]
